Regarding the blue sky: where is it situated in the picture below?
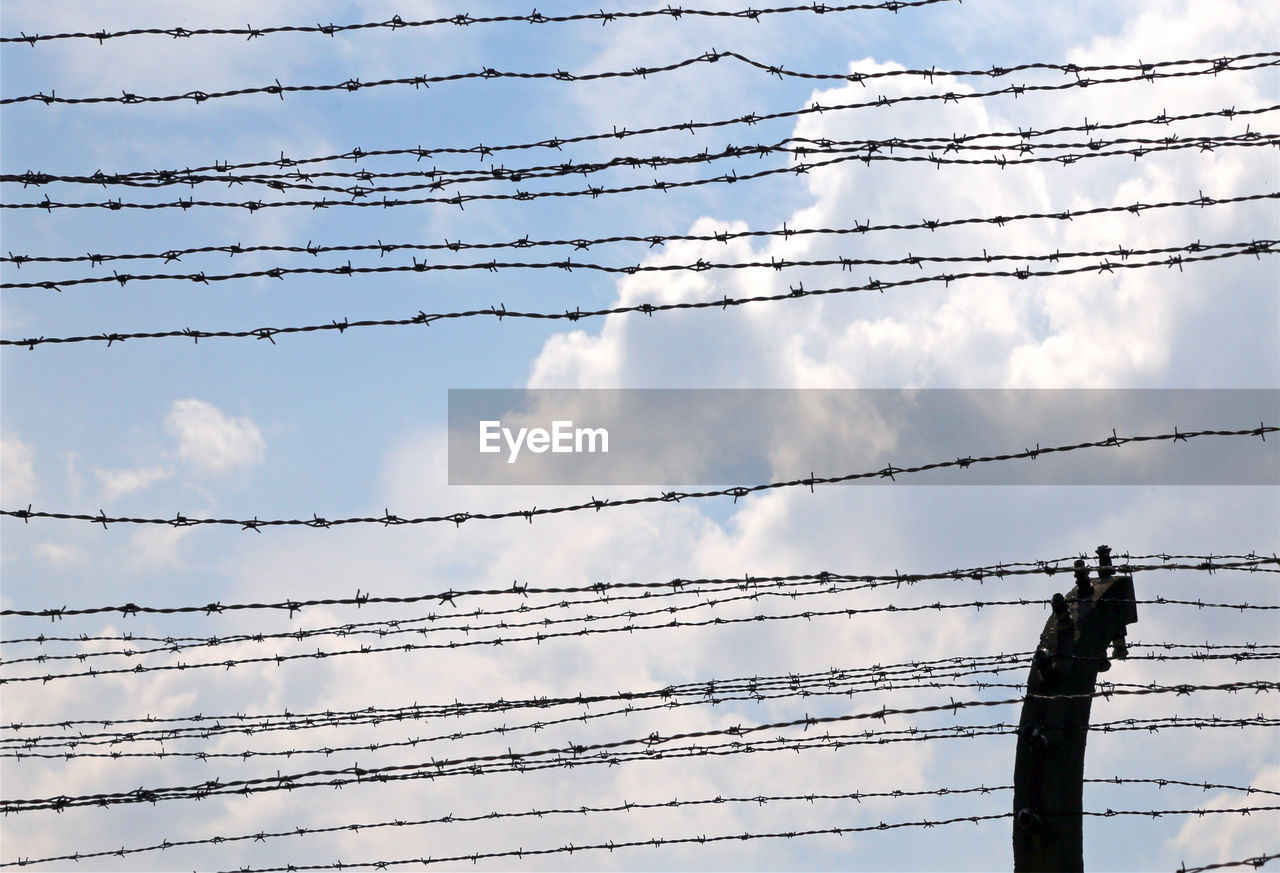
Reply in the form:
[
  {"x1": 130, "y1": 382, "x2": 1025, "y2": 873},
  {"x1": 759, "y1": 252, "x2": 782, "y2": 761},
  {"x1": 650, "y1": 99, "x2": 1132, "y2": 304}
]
[{"x1": 1, "y1": 1, "x2": 1278, "y2": 871}]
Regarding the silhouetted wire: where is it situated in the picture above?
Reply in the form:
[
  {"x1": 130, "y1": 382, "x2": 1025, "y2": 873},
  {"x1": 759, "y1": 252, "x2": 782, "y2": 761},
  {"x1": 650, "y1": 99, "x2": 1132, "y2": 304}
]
[
  {"x1": 205, "y1": 806, "x2": 1280, "y2": 873},
  {"x1": 7, "y1": 51, "x2": 1274, "y2": 108},
  {"x1": 0, "y1": 0, "x2": 962, "y2": 47},
  {"x1": 3, "y1": 426, "x2": 1274, "y2": 529},
  {"x1": 14, "y1": 105, "x2": 1262, "y2": 194},
  {"x1": 8, "y1": 137, "x2": 1276, "y2": 213},
  {"x1": 2, "y1": 553, "x2": 1269, "y2": 621},
  {"x1": 3, "y1": 560, "x2": 1275, "y2": 671},
  {"x1": 5, "y1": 245, "x2": 1277, "y2": 349},
  {"x1": 5, "y1": 237, "x2": 1271, "y2": 292},
  {"x1": 1177, "y1": 853, "x2": 1280, "y2": 873},
  {"x1": 8, "y1": 126, "x2": 1272, "y2": 198},
  {"x1": 3, "y1": 643, "x2": 1269, "y2": 743},
  {"x1": 5, "y1": 778, "x2": 1268, "y2": 869},
  {"x1": 5, "y1": 191, "x2": 1269, "y2": 272},
  {"x1": 2, "y1": 686, "x2": 1276, "y2": 814}
]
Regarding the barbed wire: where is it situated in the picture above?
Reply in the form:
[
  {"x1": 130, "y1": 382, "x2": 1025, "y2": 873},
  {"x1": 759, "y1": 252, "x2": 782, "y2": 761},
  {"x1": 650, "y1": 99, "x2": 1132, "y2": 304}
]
[
  {"x1": 11, "y1": 674, "x2": 1276, "y2": 761},
  {"x1": 209, "y1": 807, "x2": 1280, "y2": 873},
  {"x1": 6, "y1": 236, "x2": 1272, "y2": 292},
  {"x1": 3, "y1": 190, "x2": 1269, "y2": 272},
  {"x1": 3, "y1": 643, "x2": 1268, "y2": 740},
  {"x1": 3, "y1": 425, "x2": 1273, "y2": 530},
  {"x1": 0, "y1": 673, "x2": 1039, "y2": 759},
  {"x1": 3, "y1": 559, "x2": 1274, "y2": 670},
  {"x1": 8, "y1": 591, "x2": 1273, "y2": 686},
  {"x1": 4, "y1": 553, "x2": 1266, "y2": 621},
  {"x1": 6, "y1": 244, "x2": 1278, "y2": 349},
  {"x1": 4, "y1": 777, "x2": 1267, "y2": 869},
  {"x1": 21, "y1": 104, "x2": 1264, "y2": 193},
  {"x1": 0, "y1": 0, "x2": 962, "y2": 47},
  {"x1": 1178, "y1": 854, "x2": 1280, "y2": 873},
  {"x1": 9, "y1": 136, "x2": 1276, "y2": 214},
  {"x1": 7, "y1": 108, "x2": 1269, "y2": 192},
  {"x1": 8, "y1": 51, "x2": 1274, "y2": 108},
  {"x1": 3, "y1": 703, "x2": 1275, "y2": 814}
]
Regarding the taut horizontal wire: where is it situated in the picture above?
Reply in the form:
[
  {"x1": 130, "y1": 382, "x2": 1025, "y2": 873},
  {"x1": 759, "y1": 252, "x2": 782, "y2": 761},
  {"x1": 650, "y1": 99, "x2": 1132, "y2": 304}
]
[
  {"x1": 3, "y1": 560, "x2": 1274, "y2": 670},
  {"x1": 11, "y1": 135, "x2": 1275, "y2": 213},
  {"x1": 5, "y1": 777, "x2": 1264, "y2": 869},
  {"x1": 208, "y1": 807, "x2": 1280, "y2": 873},
  {"x1": 4, "y1": 244, "x2": 1275, "y2": 349},
  {"x1": 8, "y1": 51, "x2": 1273, "y2": 108},
  {"x1": 2, "y1": 425, "x2": 1274, "y2": 528},
  {"x1": 29, "y1": 104, "x2": 1261, "y2": 188},
  {"x1": 3, "y1": 684, "x2": 1274, "y2": 813},
  {"x1": 2, "y1": 591, "x2": 1274, "y2": 683},
  {"x1": 4, "y1": 190, "x2": 1269, "y2": 270},
  {"x1": 4, "y1": 553, "x2": 1263, "y2": 620},
  {"x1": 8, "y1": 127, "x2": 1272, "y2": 197},
  {"x1": 0, "y1": 0, "x2": 960, "y2": 46}
]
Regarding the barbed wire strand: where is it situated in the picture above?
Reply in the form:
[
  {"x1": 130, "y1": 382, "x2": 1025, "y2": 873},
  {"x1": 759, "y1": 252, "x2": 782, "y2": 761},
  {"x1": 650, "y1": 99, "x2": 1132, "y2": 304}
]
[
  {"x1": 4, "y1": 190, "x2": 1270, "y2": 272},
  {"x1": 3, "y1": 560, "x2": 1275, "y2": 671},
  {"x1": 3, "y1": 425, "x2": 1273, "y2": 529},
  {"x1": 5, "y1": 777, "x2": 1267, "y2": 869},
  {"x1": 4, "y1": 643, "x2": 1268, "y2": 745},
  {"x1": 0, "y1": 0, "x2": 962, "y2": 47},
  {"x1": 10, "y1": 674, "x2": 1277, "y2": 762},
  {"x1": 7, "y1": 51, "x2": 1275, "y2": 108},
  {"x1": 5, "y1": 236, "x2": 1271, "y2": 292},
  {"x1": 6, "y1": 244, "x2": 1278, "y2": 349},
  {"x1": 2, "y1": 687, "x2": 1275, "y2": 814},
  {"x1": 7, "y1": 128, "x2": 1273, "y2": 201},
  {"x1": 9, "y1": 137, "x2": 1277, "y2": 214},
  {"x1": 3, "y1": 553, "x2": 1270, "y2": 621},
  {"x1": 1178, "y1": 853, "x2": 1280, "y2": 873},
  {"x1": 16, "y1": 105, "x2": 1265, "y2": 195}
]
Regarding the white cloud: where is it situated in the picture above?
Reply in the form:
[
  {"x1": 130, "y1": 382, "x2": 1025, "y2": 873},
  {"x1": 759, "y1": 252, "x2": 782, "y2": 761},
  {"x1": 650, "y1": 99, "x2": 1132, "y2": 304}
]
[
  {"x1": 93, "y1": 464, "x2": 171, "y2": 501},
  {"x1": 165, "y1": 399, "x2": 265, "y2": 475},
  {"x1": 30, "y1": 541, "x2": 89, "y2": 569},
  {"x1": 0, "y1": 433, "x2": 36, "y2": 500},
  {"x1": 122, "y1": 524, "x2": 191, "y2": 571}
]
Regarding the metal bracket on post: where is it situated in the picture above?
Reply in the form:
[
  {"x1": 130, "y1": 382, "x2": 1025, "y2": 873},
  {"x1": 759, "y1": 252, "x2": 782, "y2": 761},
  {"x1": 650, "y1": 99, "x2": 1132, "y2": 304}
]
[{"x1": 1013, "y1": 545, "x2": 1138, "y2": 872}]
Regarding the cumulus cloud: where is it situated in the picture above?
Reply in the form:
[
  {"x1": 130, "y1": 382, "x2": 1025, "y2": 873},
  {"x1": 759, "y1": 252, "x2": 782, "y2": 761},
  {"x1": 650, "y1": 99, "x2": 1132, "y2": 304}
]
[
  {"x1": 165, "y1": 399, "x2": 265, "y2": 475},
  {"x1": 30, "y1": 542, "x2": 90, "y2": 569},
  {"x1": 93, "y1": 464, "x2": 171, "y2": 501},
  {"x1": 0, "y1": 434, "x2": 36, "y2": 500}
]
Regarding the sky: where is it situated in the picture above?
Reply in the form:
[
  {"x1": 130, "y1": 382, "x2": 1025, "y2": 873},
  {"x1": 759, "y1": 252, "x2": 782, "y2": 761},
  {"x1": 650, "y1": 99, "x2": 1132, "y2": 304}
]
[{"x1": 1, "y1": 1, "x2": 1278, "y2": 871}]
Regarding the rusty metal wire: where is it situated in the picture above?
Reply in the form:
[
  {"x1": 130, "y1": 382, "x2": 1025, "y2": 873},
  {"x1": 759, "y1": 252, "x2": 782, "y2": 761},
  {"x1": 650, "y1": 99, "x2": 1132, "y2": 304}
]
[
  {"x1": 5, "y1": 244, "x2": 1276, "y2": 349},
  {"x1": 0, "y1": 0, "x2": 961, "y2": 47},
  {"x1": 4, "y1": 553, "x2": 1266, "y2": 621},
  {"x1": 4, "y1": 190, "x2": 1268, "y2": 273},
  {"x1": 2, "y1": 687, "x2": 1274, "y2": 814},
  {"x1": 8, "y1": 51, "x2": 1274, "y2": 108},
  {"x1": 5, "y1": 236, "x2": 1270, "y2": 292},
  {"x1": 4, "y1": 777, "x2": 1267, "y2": 870},
  {"x1": 3, "y1": 425, "x2": 1273, "y2": 530},
  {"x1": 8, "y1": 136, "x2": 1276, "y2": 213}
]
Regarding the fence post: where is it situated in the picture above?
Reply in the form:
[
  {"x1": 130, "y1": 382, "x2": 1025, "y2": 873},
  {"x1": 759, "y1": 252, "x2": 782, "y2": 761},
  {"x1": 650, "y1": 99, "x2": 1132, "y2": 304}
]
[{"x1": 1012, "y1": 545, "x2": 1138, "y2": 872}]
